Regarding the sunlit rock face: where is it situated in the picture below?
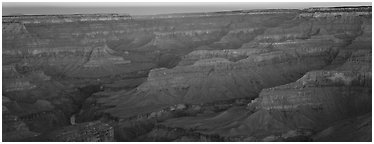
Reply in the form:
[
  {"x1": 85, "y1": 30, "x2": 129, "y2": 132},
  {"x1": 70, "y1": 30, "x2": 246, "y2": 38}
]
[{"x1": 2, "y1": 6, "x2": 371, "y2": 142}]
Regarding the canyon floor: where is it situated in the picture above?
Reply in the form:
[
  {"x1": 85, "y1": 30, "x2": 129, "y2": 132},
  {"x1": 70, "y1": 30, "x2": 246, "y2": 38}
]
[{"x1": 2, "y1": 6, "x2": 372, "y2": 142}]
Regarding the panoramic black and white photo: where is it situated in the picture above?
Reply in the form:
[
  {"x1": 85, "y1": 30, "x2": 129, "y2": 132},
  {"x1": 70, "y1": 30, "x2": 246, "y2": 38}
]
[{"x1": 2, "y1": 1, "x2": 372, "y2": 142}]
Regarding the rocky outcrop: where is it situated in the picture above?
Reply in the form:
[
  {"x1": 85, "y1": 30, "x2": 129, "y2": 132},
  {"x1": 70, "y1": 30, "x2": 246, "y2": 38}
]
[
  {"x1": 102, "y1": 31, "x2": 345, "y2": 119},
  {"x1": 257, "y1": 70, "x2": 371, "y2": 126},
  {"x1": 214, "y1": 45, "x2": 371, "y2": 141},
  {"x1": 95, "y1": 6, "x2": 372, "y2": 142},
  {"x1": 39, "y1": 121, "x2": 114, "y2": 142},
  {"x1": 145, "y1": 68, "x2": 371, "y2": 141}
]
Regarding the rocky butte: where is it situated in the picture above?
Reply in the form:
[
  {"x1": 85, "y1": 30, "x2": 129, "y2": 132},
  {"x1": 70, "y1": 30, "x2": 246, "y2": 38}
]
[{"x1": 2, "y1": 6, "x2": 372, "y2": 142}]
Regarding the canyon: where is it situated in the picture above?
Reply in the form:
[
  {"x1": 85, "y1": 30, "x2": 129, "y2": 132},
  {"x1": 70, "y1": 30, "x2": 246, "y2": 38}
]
[{"x1": 2, "y1": 6, "x2": 372, "y2": 142}]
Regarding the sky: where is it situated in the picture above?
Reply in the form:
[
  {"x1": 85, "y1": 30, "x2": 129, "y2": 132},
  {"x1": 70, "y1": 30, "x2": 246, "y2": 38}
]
[{"x1": 2, "y1": 2, "x2": 372, "y2": 16}]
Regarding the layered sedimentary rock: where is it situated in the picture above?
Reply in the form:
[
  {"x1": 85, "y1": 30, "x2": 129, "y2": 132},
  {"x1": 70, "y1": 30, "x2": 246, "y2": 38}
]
[
  {"x1": 256, "y1": 70, "x2": 371, "y2": 126},
  {"x1": 3, "y1": 10, "x2": 297, "y2": 79},
  {"x1": 102, "y1": 6, "x2": 371, "y2": 142},
  {"x1": 97, "y1": 6, "x2": 371, "y2": 120},
  {"x1": 158, "y1": 33, "x2": 371, "y2": 141},
  {"x1": 154, "y1": 54, "x2": 370, "y2": 141},
  {"x1": 148, "y1": 61, "x2": 371, "y2": 141},
  {"x1": 2, "y1": 6, "x2": 371, "y2": 142},
  {"x1": 239, "y1": 49, "x2": 372, "y2": 139},
  {"x1": 105, "y1": 43, "x2": 336, "y2": 118}
]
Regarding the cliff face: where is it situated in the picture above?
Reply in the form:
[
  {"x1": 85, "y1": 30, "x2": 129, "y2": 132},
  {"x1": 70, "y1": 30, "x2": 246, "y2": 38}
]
[
  {"x1": 120, "y1": 44, "x2": 335, "y2": 109},
  {"x1": 97, "y1": 6, "x2": 371, "y2": 119},
  {"x1": 141, "y1": 51, "x2": 371, "y2": 141},
  {"x1": 2, "y1": 6, "x2": 371, "y2": 142},
  {"x1": 2, "y1": 10, "x2": 297, "y2": 78}
]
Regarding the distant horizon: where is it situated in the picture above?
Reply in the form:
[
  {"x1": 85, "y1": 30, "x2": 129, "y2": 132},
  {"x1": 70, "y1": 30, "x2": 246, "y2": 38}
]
[{"x1": 2, "y1": 2, "x2": 372, "y2": 16}]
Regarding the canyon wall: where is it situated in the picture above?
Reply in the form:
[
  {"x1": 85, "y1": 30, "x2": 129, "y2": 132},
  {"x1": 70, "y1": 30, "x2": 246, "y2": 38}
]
[{"x1": 2, "y1": 6, "x2": 371, "y2": 141}]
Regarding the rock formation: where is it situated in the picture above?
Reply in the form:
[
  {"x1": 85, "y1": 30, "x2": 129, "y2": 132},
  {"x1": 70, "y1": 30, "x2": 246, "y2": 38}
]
[
  {"x1": 2, "y1": 6, "x2": 371, "y2": 141},
  {"x1": 34, "y1": 121, "x2": 114, "y2": 142}
]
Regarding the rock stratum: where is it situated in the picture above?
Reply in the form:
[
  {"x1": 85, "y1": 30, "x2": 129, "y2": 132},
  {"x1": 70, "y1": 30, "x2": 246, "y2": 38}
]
[{"x1": 2, "y1": 6, "x2": 372, "y2": 142}]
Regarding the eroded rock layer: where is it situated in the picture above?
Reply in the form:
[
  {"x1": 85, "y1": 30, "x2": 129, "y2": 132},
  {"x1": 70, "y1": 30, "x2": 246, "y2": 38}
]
[
  {"x1": 99, "y1": 6, "x2": 371, "y2": 119},
  {"x1": 2, "y1": 6, "x2": 371, "y2": 142}
]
